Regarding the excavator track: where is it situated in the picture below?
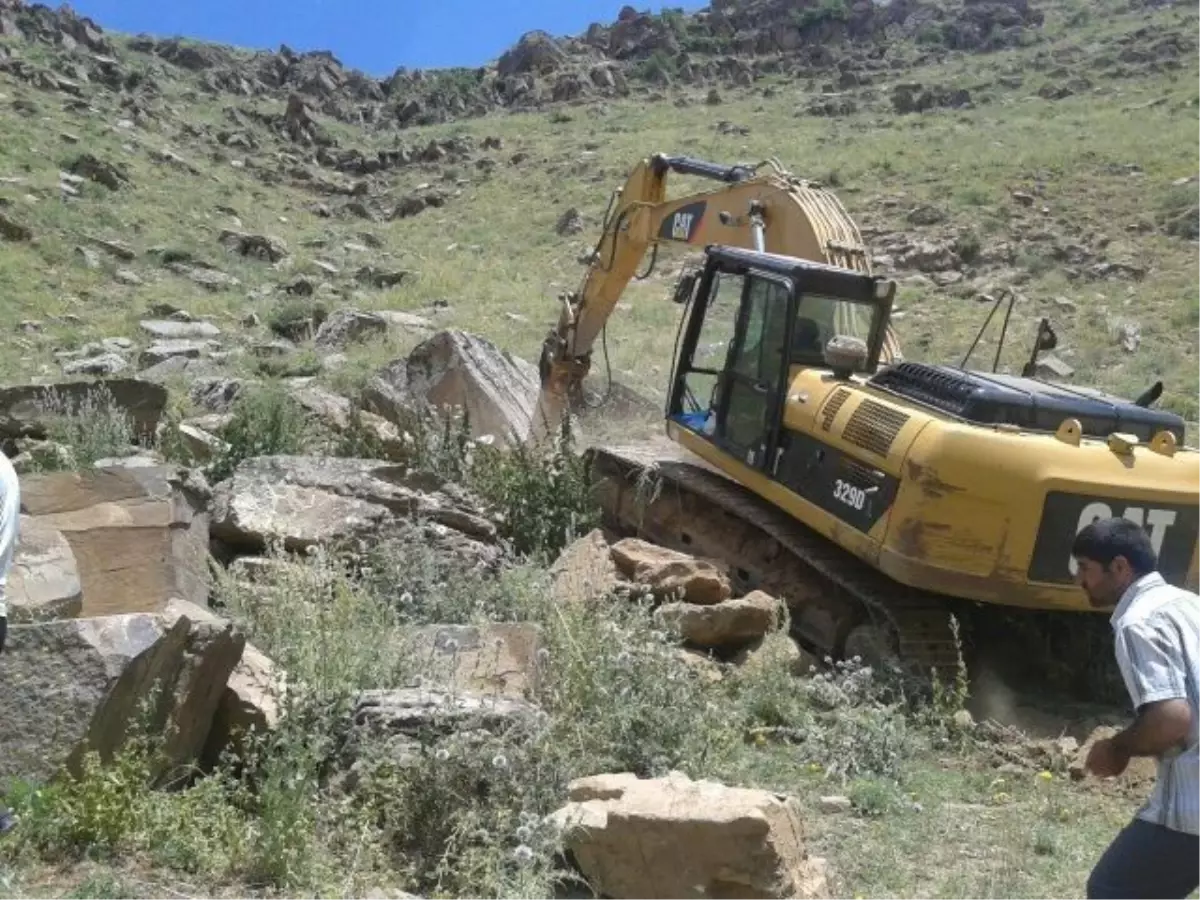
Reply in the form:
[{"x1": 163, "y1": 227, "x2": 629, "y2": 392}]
[{"x1": 585, "y1": 438, "x2": 965, "y2": 680}]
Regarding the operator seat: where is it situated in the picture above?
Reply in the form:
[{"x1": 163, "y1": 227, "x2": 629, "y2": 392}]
[{"x1": 792, "y1": 317, "x2": 822, "y2": 358}]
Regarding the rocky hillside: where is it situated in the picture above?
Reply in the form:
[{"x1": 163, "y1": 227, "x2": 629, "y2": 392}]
[{"x1": 0, "y1": 0, "x2": 1149, "y2": 129}]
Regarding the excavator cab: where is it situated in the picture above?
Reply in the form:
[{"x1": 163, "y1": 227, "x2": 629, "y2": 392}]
[{"x1": 667, "y1": 245, "x2": 896, "y2": 472}]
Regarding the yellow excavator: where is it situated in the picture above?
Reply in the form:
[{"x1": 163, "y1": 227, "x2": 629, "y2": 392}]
[{"x1": 535, "y1": 152, "x2": 1200, "y2": 677}]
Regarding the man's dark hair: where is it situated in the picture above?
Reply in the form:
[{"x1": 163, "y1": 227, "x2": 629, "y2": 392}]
[{"x1": 1071, "y1": 516, "x2": 1158, "y2": 575}]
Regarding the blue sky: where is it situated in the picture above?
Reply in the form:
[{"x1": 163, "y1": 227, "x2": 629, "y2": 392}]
[{"x1": 67, "y1": 1, "x2": 706, "y2": 76}]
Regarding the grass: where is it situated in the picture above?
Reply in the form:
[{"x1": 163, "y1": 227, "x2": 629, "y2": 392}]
[{"x1": 0, "y1": 0, "x2": 1196, "y2": 896}]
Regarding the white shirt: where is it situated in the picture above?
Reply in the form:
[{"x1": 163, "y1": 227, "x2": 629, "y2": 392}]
[
  {"x1": 1110, "y1": 571, "x2": 1200, "y2": 835},
  {"x1": 0, "y1": 450, "x2": 19, "y2": 619}
]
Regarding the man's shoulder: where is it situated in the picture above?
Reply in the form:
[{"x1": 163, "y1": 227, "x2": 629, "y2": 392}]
[
  {"x1": 1116, "y1": 582, "x2": 1200, "y2": 642},
  {"x1": 0, "y1": 452, "x2": 16, "y2": 489}
]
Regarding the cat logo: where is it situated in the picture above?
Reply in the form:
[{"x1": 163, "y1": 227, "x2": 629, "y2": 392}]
[
  {"x1": 1027, "y1": 491, "x2": 1198, "y2": 586},
  {"x1": 671, "y1": 211, "x2": 695, "y2": 241},
  {"x1": 1066, "y1": 502, "x2": 1178, "y2": 576}
]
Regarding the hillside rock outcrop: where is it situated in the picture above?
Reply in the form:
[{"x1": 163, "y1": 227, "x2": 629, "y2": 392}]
[
  {"x1": 363, "y1": 329, "x2": 542, "y2": 448},
  {"x1": 0, "y1": 0, "x2": 1050, "y2": 132}
]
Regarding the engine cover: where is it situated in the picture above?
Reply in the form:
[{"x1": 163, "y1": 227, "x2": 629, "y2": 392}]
[{"x1": 868, "y1": 362, "x2": 1186, "y2": 442}]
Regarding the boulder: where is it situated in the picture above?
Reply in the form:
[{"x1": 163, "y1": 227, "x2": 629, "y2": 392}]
[
  {"x1": 167, "y1": 604, "x2": 284, "y2": 768},
  {"x1": 363, "y1": 329, "x2": 541, "y2": 448},
  {"x1": 5, "y1": 515, "x2": 83, "y2": 623},
  {"x1": 0, "y1": 606, "x2": 244, "y2": 785},
  {"x1": 18, "y1": 464, "x2": 212, "y2": 617},
  {"x1": 549, "y1": 771, "x2": 829, "y2": 899},
  {"x1": 352, "y1": 687, "x2": 538, "y2": 737},
  {"x1": 733, "y1": 632, "x2": 820, "y2": 677},
  {"x1": 609, "y1": 538, "x2": 732, "y2": 605},
  {"x1": 375, "y1": 311, "x2": 433, "y2": 333},
  {"x1": 210, "y1": 455, "x2": 499, "y2": 561},
  {"x1": 497, "y1": 31, "x2": 567, "y2": 77},
  {"x1": 361, "y1": 356, "x2": 411, "y2": 426},
  {"x1": 897, "y1": 240, "x2": 961, "y2": 273},
  {"x1": 313, "y1": 308, "x2": 388, "y2": 350},
  {"x1": 217, "y1": 229, "x2": 288, "y2": 263},
  {"x1": 654, "y1": 590, "x2": 783, "y2": 649},
  {"x1": 176, "y1": 422, "x2": 228, "y2": 462},
  {"x1": 138, "y1": 339, "x2": 214, "y2": 368},
  {"x1": 285, "y1": 383, "x2": 409, "y2": 460},
  {"x1": 549, "y1": 528, "x2": 621, "y2": 605}
]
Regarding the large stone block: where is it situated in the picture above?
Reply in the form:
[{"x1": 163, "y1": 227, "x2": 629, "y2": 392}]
[{"x1": 18, "y1": 464, "x2": 211, "y2": 616}]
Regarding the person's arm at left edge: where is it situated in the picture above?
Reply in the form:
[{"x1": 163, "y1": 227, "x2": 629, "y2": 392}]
[
  {"x1": 1088, "y1": 622, "x2": 1193, "y2": 776},
  {"x1": 0, "y1": 457, "x2": 15, "y2": 656}
]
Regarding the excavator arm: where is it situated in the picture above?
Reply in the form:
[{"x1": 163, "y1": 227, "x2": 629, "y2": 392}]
[{"x1": 534, "y1": 152, "x2": 903, "y2": 440}]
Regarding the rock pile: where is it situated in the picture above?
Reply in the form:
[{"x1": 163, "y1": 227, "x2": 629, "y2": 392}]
[{"x1": 554, "y1": 530, "x2": 802, "y2": 667}]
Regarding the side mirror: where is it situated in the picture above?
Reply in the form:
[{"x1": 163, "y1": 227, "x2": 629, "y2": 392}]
[{"x1": 673, "y1": 271, "x2": 698, "y2": 305}]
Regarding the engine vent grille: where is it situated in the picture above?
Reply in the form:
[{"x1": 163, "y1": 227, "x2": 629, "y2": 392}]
[
  {"x1": 843, "y1": 399, "x2": 910, "y2": 457},
  {"x1": 821, "y1": 388, "x2": 851, "y2": 431}
]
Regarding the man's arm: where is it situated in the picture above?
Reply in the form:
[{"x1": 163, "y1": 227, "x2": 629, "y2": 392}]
[
  {"x1": 1110, "y1": 698, "x2": 1193, "y2": 759},
  {"x1": 1105, "y1": 618, "x2": 1193, "y2": 763}
]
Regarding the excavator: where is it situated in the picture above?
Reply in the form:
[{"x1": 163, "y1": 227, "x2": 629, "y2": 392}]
[{"x1": 534, "y1": 152, "x2": 1200, "y2": 679}]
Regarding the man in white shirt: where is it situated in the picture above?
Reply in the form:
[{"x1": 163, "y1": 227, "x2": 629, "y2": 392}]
[
  {"x1": 0, "y1": 448, "x2": 18, "y2": 834},
  {"x1": 0, "y1": 448, "x2": 18, "y2": 649},
  {"x1": 1072, "y1": 516, "x2": 1199, "y2": 899}
]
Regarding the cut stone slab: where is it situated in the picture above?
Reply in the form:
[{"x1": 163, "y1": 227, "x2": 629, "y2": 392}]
[
  {"x1": 202, "y1": 640, "x2": 283, "y2": 768},
  {"x1": 157, "y1": 598, "x2": 248, "y2": 777},
  {"x1": 18, "y1": 464, "x2": 211, "y2": 617}
]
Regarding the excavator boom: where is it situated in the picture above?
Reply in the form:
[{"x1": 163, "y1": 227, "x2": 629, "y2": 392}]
[{"x1": 534, "y1": 153, "x2": 901, "y2": 439}]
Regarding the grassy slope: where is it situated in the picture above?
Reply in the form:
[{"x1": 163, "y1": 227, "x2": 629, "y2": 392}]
[
  {"x1": 0, "y1": 0, "x2": 1195, "y2": 425},
  {"x1": 0, "y1": 0, "x2": 1196, "y2": 897}
]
